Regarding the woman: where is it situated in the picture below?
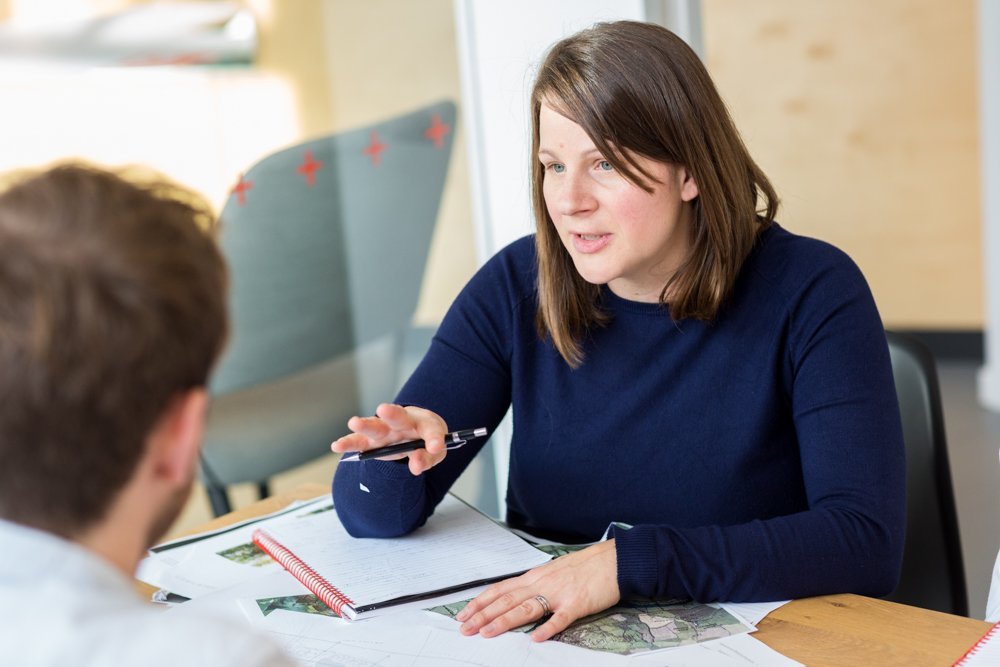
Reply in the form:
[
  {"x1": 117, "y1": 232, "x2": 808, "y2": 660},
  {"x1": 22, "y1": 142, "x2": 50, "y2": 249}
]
[{"x1": 331, "y1": 20, "x2": 905, "y2": 642}]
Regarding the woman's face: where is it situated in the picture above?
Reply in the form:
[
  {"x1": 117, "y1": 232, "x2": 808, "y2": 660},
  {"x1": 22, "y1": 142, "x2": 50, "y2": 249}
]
[{"x1": 538, "y1": 102, "x2": 698, "y2": 303}]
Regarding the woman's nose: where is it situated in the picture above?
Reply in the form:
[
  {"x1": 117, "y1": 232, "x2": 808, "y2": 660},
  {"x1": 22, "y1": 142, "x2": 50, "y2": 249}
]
[{"x1": 551, "y1": 171, "x2": 597, "y2": 217}]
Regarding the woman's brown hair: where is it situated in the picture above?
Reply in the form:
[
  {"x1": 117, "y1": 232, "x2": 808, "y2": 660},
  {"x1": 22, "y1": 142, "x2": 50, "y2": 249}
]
[{"x1": 531, "y1": 20, "x2": 779, "y2": 367}]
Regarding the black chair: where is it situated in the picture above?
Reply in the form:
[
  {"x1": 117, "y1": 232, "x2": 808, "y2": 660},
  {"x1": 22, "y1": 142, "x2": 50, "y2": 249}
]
[{"x1": 883, "y1": 330, "x2": 968, "y2": 616}]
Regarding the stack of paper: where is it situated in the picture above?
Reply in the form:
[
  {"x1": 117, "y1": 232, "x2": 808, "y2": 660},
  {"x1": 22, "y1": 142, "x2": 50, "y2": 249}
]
[{"x1": 139, "y1": 494, "x2": 800, "y2": 666}]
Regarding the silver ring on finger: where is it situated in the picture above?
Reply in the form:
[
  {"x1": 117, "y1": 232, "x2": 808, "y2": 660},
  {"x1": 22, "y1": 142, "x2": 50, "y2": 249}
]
[{"x1": 534, "y1": 594, "x2": 551, "y2": 616}]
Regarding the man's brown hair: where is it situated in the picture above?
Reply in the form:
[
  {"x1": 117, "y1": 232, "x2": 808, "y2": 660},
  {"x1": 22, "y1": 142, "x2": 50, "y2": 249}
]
[
  {"x1": 0, "y1": 163, "x2": 228, "y2": 537},
  {"x1": 531, "y1": 21, "x2": 779, "y2": 367}
]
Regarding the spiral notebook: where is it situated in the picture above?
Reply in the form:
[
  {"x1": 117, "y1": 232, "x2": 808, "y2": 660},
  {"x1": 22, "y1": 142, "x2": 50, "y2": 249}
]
[
  {"x1": 252, "y1": 494, "x2": 552, "y2": 621},
  {"x1": 954, "y1": 621, "x2": 1000, "y2": 666}
]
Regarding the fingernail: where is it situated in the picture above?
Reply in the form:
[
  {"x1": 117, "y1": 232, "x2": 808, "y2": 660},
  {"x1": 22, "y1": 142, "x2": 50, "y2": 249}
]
[
  {"x1": 481, "y1": 624, "x2": 495, "y2": 636},
  {"x1": 456, "y1": 610, "x2": 468, "y2": 621}
]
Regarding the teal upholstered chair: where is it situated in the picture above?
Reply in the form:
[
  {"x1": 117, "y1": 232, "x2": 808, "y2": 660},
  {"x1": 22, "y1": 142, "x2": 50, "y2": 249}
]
[{"x1": 201, "y1": 100, "x2": 457, "y2": 515}]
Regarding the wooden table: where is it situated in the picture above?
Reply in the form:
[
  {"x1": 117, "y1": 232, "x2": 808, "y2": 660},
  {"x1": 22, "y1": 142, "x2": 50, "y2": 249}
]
[
  {"x1": 756, "y1": 594, "x2": 989, "y2": 666},
  {"x1": 151, "y1": 484, "x2": 991, "y2": 666}
]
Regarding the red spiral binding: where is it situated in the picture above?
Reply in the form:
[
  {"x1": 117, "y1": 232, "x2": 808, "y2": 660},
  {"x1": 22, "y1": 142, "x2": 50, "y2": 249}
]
[
  {"x1": 252, "y1": 528, "x2": 355, "y2": 619},
  {"x1": 954, "y1": 621, "x2": 1000, "y2": 665}
]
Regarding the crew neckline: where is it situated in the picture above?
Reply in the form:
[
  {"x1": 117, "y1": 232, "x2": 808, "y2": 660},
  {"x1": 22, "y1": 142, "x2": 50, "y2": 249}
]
[
  {"x1": 599, "y1": 285, "x2": 671, "y2": 315},
  {"x1": 595, "y1": 222, "x2": 778, "y2": 317}
]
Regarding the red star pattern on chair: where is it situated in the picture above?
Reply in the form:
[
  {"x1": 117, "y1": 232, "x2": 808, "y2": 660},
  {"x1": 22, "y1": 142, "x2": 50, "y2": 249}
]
[
  {"x1": 232, "y1": 173, "x2": 253, "y2": 205},
  {"x1": 363, "y1": 131, "x2": 387, "y2": 167},
  {"x1": 297, "y1": 150, "x2": 324, "y2": 186},
  {"x1": 227, "y1": 106, "x2": 456, "y2": 207},
  {"x1": 425, "y1": 114, "x2": 451, "y2": 149}
]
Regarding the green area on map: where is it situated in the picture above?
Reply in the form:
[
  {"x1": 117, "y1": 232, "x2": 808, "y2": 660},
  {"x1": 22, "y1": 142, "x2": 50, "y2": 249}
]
[{"x1": 425, "y1": 597, "x2": 750, "y2": 655}]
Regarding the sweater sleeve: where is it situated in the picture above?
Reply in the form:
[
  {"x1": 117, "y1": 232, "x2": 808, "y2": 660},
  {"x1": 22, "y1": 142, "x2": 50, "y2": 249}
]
[
  {"x1": 613, "y1": 247, "x2": 906, "y2": 602},
  {"x1": 332, "y1": 240, "x2": 529, "y2": 537}
]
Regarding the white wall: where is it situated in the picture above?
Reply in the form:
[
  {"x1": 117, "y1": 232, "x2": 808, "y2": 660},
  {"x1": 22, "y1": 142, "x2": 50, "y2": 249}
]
[
  {"x1": 0, "y1": 66, "x2": 298, "y2": 209},
  {"x1": 978, "y1": 0, "x2": 1000, "y2": 411}
]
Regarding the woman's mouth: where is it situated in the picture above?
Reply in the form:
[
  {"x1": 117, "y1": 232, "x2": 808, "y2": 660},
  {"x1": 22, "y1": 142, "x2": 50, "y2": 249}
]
[{"x1": 571, "y1": 233, "x2": 611, "y2": 253}]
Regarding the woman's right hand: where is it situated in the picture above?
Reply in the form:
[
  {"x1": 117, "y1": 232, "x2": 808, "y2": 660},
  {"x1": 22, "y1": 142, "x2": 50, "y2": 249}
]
[{"x1": 330, "y1": 403, "x2": 449, "y2": 476}]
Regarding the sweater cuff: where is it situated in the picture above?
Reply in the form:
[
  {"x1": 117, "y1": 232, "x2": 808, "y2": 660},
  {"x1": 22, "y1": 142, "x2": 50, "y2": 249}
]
[{"x1": 612, "y1": 524, "x2": 660, "y2": 599}]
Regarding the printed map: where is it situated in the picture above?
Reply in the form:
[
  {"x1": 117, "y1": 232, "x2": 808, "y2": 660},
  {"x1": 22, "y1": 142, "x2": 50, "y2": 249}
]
[
  {"x1": 425, "y1": 598, "x2": 751, "y2": 656},
  {"x1": 257, "y1": 593, "x2": 338, "y2": 618},
  {"x1": 217, "y1": 505, "x2": 334, "y2": 566},
  {"x1": 249, "y1": 536, "x2": 752, "y2": 656},
  {"x1": 217, "y1": 542, "x2": 272, "y2": 567}
]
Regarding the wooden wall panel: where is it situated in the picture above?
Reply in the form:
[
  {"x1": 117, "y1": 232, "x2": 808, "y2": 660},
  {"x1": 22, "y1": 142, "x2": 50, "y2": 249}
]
[{"x1": 702, "y1": 0, "x2": 981, "y2": 328}]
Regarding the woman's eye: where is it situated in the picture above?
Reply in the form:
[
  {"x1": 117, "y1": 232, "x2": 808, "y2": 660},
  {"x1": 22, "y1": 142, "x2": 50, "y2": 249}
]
[
  {"x1": 549, "y1": 163, "x2": 565, "y2": 174},
  {"x1": 598, "y1": 160, "x2": 613, "y2": 171}
]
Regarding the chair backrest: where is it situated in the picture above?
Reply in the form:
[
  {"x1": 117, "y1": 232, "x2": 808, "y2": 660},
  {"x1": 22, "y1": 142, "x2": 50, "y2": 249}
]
[
  {"x1": 884, "y1": 330, "x2": 968, "y2": 616},
  {"x1": 198, "y1": 101, "x2": 455, "y2": 494},
  {"x1": 210, "y1": 100, "x2": 456, "y2": 395}
]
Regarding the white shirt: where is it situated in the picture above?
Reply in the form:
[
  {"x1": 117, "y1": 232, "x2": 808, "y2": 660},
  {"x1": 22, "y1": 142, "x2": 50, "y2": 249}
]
[
  {"x1": 0, "y1": 518, "x2": 295, "y2": 667},
  {"x1": 987, "y1": 547, "x2": 1000, "y2": 622}
]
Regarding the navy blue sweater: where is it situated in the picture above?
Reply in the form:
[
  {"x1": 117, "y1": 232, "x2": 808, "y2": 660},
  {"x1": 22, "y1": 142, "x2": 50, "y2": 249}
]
[{"x1": 333, "y1": 224, "x2": 905, "y2": 602}]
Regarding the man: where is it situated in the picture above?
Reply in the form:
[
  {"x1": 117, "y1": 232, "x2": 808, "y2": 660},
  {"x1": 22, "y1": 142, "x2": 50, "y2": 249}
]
[{"x1": 0, "y1": 164, "x2": 293, "y2": 665}]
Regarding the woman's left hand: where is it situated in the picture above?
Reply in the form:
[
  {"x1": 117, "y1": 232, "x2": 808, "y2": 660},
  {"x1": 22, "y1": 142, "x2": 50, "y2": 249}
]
[{"x1": 456, "y1": 539, "x2": 620, "y2": 641}]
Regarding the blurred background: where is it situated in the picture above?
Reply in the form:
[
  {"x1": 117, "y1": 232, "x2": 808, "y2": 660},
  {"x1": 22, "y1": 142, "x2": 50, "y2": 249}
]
[{"x1": 1, "y1": 0, "x2": 995, "y2": 617}]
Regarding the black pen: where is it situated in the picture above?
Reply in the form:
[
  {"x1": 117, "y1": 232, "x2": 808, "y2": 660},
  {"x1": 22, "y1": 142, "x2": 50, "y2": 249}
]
[{"x1": 340, "y1": 427, "x2": 488, "y2": 462}]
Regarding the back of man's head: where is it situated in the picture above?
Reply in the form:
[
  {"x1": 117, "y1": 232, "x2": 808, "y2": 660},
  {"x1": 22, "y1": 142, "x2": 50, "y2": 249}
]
[{"x1": 0, "y1": 163, "x2": 228, "y2": 537}]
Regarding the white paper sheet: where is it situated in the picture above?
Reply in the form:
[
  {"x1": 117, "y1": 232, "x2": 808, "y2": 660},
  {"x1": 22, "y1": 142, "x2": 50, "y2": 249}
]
[
  {"x1": 166, "y1": 571, "x2": 801, "y2": 666},
  {"x1": 256, "y1": 494, "x2": 551, "y2": 612},
  {"x1": 137, "y1": 496, "x2": 332, "y2": 599},
  {"x1": 720, "y1": 600, "x2": 790, "y2": 626},
  {"x1": 630, "y1": 633, "x2": 803, "y2": 666},
  {"x1": 248, "y1": 606, "x2": 636, "y2": 666},
  {"x1": 238, "y1": 599, "x2": 800, "y2": 667}
]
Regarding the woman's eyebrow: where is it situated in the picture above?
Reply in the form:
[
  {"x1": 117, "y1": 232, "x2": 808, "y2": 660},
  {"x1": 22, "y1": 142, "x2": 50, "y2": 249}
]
[{"x1": 536, "y1": 147, "x2": 603, "y2": 159}]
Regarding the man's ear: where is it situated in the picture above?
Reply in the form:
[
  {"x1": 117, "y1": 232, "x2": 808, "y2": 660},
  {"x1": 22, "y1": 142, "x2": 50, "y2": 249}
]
[
  {"x1": 678, "y1": 167, "x2": 699, "y2": 202},
  {"x1": 148, "y1": 388, "x2": 208, "y2": 486}
]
